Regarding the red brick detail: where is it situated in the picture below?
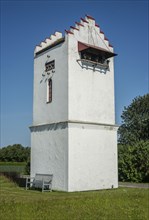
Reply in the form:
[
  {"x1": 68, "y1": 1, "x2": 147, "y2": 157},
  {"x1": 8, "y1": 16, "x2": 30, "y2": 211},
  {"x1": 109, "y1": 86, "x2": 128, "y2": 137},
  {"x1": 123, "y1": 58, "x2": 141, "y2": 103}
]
[
  {"x1": 104, "y1": 37, "x2": 109, "y2": 41},
  {"x1": 81, "y1": 18, "x2": 89, "y2": 23},
  {"x1": 65, "y1": 30, "x2": 74, "y2": 35},
  {"x1": 109, "y1": 44, "x2": 113, "y2": 48},
  {"x1": 70, "y1": 26, "x2": 79, "y2": 31},
  {"x1": 86, "y1": 15, "x2": 95, "y2": 20},
  {"x1": 95, "y1": 24, "x2": 100, "y2": 27},
  {"x1": 75, "y1": 22, "x2": 84, "y2": 27},
  {"x1": 100, "y1": 30, "x2": 104, "y2": 34}
]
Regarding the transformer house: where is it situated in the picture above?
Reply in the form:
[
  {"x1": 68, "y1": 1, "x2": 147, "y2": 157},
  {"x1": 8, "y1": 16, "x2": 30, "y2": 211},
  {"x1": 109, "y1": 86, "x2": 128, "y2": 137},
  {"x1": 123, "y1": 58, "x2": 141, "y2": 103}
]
[{"x1": 30, "y1": 15, "x2": 118, "y2": 192}]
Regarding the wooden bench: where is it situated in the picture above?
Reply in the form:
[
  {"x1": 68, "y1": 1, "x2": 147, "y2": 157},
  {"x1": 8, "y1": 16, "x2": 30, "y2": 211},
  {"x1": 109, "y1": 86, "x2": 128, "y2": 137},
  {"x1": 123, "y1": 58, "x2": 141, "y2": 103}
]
[{"x1": 26, "y1": 174, "x2": 53, "y2": 192}]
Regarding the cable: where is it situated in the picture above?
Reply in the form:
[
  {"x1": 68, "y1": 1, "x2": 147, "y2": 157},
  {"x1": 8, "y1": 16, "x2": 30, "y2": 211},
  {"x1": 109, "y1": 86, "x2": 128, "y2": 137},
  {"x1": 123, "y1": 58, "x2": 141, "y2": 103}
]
[{"x1": 94, "y1": 27, "x2": 113, "y2": 52}]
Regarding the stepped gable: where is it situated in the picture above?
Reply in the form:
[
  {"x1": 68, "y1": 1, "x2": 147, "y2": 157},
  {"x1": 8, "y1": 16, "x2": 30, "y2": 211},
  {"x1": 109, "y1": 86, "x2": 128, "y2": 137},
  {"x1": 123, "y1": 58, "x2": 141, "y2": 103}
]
[
  {"x1": 34, "y1": 31, "x2": 63, "y2": 55},
  {"x1": 35, "y1": 15, "x2": 114, "y2": 55},
  {"x1": 65, "y1": 15, "x2": 113, "y2": 51}
]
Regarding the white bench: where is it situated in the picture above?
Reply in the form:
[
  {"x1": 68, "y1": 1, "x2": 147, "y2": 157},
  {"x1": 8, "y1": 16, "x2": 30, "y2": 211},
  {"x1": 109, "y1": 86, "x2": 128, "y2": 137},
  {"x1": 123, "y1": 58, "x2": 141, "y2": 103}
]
[{"x1": 26, "y1": 174, "x2": 53, "y2": 192}]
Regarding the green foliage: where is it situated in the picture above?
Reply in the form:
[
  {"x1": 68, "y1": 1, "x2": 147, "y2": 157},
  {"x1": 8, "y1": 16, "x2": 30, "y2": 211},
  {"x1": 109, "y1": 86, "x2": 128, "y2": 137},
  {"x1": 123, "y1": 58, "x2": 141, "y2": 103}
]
[
  {"x1": 0, "y1": 175, "x2": 148, "y2": 220},
  {"x1": 118, "y1": 94, "x2": 149, "y2": 145},
  {"x1": 0, "y1": 144, "x2": 30, "y2": 162},
  {"x1": 118, "y1": 141, "x2": 149, "y2": 182},
  {"x1": 24, "y1": 159, "x2": 30, "y2": 175},
  {"x1": 0, "y1": 162, "x2": 26, "y2": 166},
  {"x1": 118, "y1": 94, "x2": 149, "y2": 183}
]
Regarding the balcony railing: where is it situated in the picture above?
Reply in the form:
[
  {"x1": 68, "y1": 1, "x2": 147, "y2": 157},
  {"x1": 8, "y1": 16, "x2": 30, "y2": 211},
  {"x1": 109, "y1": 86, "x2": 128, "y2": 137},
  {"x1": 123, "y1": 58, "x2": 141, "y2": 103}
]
[{"x1": 77, "y1": 59, "x2": 109, "y2": 71}]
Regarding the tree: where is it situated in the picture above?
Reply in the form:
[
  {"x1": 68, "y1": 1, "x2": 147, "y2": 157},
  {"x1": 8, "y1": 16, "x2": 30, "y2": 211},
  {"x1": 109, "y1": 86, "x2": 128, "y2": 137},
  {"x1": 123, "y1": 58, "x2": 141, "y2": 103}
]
[
  {"x1": 118, "y1": 141, "x2": 149, "y2": 182},
  {"x1": 118, "y1": 94, "x2": 149, "y2": 145},
  {"x1": 0, "y1": 144, "x2": 30, "y2": 162},
  {"x1": 118, "y1": 94, "x2": 149, "y2": 182}
]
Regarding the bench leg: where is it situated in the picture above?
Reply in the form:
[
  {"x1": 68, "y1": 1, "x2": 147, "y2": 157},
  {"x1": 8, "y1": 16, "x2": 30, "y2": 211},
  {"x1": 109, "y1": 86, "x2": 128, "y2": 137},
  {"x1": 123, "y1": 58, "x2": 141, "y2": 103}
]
[
  {"x1": 42, "y1": 184, "x2": 44, "y2": 192},
  {"x1": 26, "y1": 180, "x2": 29, "y2": 190}
]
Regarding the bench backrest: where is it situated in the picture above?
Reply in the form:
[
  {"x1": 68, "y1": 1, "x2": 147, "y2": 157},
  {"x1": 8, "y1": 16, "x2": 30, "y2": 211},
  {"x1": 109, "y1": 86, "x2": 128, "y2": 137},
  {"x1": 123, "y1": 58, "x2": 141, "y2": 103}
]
[{"x1": 35, "y1": 174, "x2": 53, "y2": 182}]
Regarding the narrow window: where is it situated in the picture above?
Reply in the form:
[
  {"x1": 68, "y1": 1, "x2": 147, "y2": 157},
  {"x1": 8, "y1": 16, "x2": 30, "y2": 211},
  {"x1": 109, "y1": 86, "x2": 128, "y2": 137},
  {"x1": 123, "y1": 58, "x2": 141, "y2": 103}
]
[{"x1": 47, "y1": 79, "x2": 52, "y2": 103}]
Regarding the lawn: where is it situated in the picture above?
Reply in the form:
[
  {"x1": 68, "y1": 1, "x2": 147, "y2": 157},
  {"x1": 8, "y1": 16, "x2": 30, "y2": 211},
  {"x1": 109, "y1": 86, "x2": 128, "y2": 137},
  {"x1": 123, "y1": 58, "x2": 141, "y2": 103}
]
[{"x1": 0, "y1": 175, "x2": 148, "y2": 220}]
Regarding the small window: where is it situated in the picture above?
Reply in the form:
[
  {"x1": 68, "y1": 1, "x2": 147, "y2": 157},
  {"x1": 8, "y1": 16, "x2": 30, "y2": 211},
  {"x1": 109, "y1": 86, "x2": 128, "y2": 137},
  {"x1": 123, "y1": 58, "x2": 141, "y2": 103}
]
[
  {"x1": 45, "y1": 60, "x2": 55, "y2": 72},
  {"x1": 47, "y1": 79, "x2": 52, "y2": 103}
]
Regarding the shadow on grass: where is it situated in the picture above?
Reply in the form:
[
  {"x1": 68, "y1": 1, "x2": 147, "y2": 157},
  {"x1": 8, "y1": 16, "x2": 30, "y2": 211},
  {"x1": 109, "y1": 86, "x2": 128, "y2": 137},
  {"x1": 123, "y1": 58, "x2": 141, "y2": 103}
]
[{"x1": 0, "y1": 172, "x2": 26, "y2": 187}]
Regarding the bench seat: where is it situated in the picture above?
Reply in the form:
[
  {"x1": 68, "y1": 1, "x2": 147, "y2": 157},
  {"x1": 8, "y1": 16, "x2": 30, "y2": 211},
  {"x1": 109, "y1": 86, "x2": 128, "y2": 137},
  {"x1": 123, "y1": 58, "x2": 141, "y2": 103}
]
[{"x1": 26, "y1": 173, "x2": 53, "y2": 192}]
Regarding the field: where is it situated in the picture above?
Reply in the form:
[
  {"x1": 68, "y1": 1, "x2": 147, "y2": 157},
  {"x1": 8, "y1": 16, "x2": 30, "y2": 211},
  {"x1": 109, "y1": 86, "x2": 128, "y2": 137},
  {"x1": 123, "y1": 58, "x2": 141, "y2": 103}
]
[
  {"x1": 0, "y1": 162, "x2": 26, "y2": 173},
  {"x1": 0, "y1": 175, "x2": 148, "y2": 220}
]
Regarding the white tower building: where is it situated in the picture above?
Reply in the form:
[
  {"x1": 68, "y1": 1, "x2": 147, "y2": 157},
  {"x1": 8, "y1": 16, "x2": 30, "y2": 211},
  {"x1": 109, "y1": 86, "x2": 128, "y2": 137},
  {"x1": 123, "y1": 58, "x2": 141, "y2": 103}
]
[{"x1": 30, "y1": 15, "x2": 118, "y2": 192}]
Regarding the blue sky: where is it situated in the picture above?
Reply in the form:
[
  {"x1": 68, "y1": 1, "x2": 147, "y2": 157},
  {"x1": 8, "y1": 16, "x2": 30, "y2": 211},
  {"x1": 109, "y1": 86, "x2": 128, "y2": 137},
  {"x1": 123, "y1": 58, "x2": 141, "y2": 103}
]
[{"x1": 1, "y1": 0, "x2": 148, "y2": 147}]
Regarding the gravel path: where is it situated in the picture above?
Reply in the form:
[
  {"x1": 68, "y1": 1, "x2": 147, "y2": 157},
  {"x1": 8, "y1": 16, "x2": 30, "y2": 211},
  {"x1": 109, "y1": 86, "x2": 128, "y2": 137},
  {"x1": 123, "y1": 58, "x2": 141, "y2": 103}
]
[{"x1": 119, "y1": 182, "x2": 149, "y2": 189}]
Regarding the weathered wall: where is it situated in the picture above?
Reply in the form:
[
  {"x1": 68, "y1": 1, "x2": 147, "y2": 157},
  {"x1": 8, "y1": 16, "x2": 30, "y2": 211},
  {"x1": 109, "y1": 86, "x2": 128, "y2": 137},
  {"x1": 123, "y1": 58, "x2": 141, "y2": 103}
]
[
  {"x1": 31, "y1": 122, "x2": 68, "y2": 191},
  {"x1": 68, "y1": 18, "x2": 115, "y2": 125},
  {"x1": 68, "y1": 122, "x2": 118, "y2": 192},
  {"x1": 66, "y1": 16, "x2": 117, "y2": 191},
  {"x1": 33, "y1": 41, "x2": 68, "y2": 125},
  {"x1": 31, "y1": 15, "x2": 118, "y2": 192},
  {"x1": 31, "y1": 38, "x2": 69, "y2": 191}
]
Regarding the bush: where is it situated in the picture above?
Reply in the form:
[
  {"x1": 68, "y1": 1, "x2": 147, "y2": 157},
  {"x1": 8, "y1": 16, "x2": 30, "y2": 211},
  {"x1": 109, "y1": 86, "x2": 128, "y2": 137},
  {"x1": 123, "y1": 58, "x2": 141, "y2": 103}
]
[
  {"x1": 25, "y1": 159, "x2": 30, "y2": 175},
  {"x1": 118, "y1": 141, "x2": 149, "y2": 182},
  {"x1": 0, "y1": 144, "x2": 30, "y2": 162}
]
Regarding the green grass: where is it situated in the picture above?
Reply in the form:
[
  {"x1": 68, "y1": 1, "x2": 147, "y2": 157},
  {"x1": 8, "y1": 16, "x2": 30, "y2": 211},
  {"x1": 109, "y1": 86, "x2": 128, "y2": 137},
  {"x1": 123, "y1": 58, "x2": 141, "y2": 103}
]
[
  {"x1": 0, "y1": 162, "x2": 26, "y2": 166},
  {"x1": 0, "y1": 175, "x2": 148, "y2": 220},
  {"x1": 0, "y1": 162, "x2": 26, "y2": 173}
]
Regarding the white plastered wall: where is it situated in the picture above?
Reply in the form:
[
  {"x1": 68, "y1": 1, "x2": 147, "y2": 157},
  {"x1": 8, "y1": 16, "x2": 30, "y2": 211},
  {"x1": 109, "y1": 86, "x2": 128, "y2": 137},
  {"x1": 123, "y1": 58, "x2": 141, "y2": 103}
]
[
  {"x1": 31, "y1": 123, "x2": 68, "y2": 191},
  {"x1": 33, "y1": 41, "x2": 68, "y2": 126},
  {"x1": 68, "y1": 28, "x2": 115, "y2": 125},
  {"x1": 31, "y1": 39, "x2": 69, "y2": 191},
  {"x1": 66, "y1": 17, "x2": 118, "y2": 191},
  {"x1": 68, "y1": 123, "x2": 118, "y2": 192},
  {"x1": 31, "y1": 16, "x2": 118, "y2": 192}
]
